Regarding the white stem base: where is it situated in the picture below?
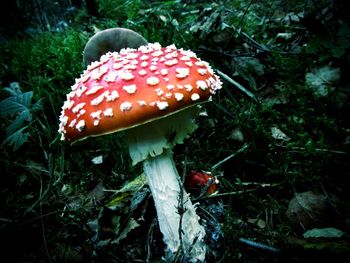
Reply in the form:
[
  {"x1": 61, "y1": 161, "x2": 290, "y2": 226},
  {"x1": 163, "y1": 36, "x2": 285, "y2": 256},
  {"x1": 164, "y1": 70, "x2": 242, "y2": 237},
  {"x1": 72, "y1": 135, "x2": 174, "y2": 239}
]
[{"x1": 143, "y1": 150, "x2": 206, "y2": 262}]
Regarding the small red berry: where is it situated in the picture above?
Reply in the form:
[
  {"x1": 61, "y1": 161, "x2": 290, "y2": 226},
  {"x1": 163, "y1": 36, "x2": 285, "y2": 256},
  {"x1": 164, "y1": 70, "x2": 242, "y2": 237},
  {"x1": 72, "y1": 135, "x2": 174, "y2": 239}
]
[{"x1": 186, "y1": 170, "x2": 218, "y2": 195}]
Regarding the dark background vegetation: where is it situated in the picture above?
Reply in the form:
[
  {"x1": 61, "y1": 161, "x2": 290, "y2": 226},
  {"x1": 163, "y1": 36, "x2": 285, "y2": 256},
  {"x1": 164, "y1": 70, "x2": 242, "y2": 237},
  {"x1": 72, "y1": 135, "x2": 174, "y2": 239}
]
[{"x1": 1, "y1": 0, "x2": 349, "y2": 262}]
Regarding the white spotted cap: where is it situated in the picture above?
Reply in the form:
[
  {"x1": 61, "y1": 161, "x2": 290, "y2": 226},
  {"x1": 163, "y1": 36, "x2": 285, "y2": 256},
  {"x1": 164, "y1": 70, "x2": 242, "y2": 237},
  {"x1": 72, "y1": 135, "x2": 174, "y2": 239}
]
[{"x1": 58, "y1": 43, "x2": 222, "y2": 141}]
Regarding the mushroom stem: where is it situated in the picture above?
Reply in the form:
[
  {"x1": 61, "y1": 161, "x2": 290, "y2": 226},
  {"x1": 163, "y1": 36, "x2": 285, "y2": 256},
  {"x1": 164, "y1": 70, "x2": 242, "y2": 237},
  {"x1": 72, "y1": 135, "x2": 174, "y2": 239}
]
[
  {"x1": 125, "y1": 107, "x2": 207, "y2": 261},
  {"x1": 143, "y1": 150, "x2": 206, "y2": 261}
]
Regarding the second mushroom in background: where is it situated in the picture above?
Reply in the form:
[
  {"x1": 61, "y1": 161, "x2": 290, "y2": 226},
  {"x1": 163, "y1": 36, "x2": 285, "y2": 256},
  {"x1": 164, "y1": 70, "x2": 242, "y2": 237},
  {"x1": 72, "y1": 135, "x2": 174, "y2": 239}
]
[{"x1": 83, "y1": 27, "x2": 148, "y2": 66}]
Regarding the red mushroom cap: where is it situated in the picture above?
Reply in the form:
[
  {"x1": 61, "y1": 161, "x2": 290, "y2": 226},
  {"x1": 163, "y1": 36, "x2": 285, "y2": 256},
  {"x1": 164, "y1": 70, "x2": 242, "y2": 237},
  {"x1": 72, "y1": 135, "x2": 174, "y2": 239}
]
[{"x1": 58, "y1": 43, "x2": 222, "y2": 142}]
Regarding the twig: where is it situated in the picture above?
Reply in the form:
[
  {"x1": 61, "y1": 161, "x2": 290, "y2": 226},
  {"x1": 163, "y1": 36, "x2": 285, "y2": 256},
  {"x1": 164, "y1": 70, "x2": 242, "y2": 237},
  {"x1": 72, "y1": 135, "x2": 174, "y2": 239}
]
[
  {"x1": 196, "y1": 183, "x2": 280, "y2": 201},
  {"x1": 18, "y1": 211, "x2": 59, "y2": 226},
  {"x1": 0, "y1": 218, "x2": 12, "y2": 223},
  {"x1": 199, "y1": 46, "x2": 253, "y2": 58},
  {"x1": 177, "y1": 180, "x2": 185, "y2": 247},
  {"x1": 236, "y1": 0, "x2": 256, "y2": 29},
  {"x1": 177, "y1": 151, "x2": 188, "y2": 256},
  {"x1": 211, "y1": 143, "x2": 250, "y2": 170},
  {"x1": 197, "y1": 189, "x2": 257, "y2": 201},
  {"x1": 239, "y1": 238, "x2": 281, "y2": 253},
  {"x1": 216, "y1": 70, "x2": 259, "y2": 102},
  {"x1": 39, "y1": 174, "x2": 52, "y2": 263},
  {"x1": 290, "y1": 146, "x2": 346, "y2": 155},
  {"x1": 319, "y1": 182, "x2": 342, "y2": 217},
  {"x1": 234, "y1": 26, "x2": 271, "y2": 53},
  {"x1": 146, "y1": 217, "x2": 157, "y2": 262}
]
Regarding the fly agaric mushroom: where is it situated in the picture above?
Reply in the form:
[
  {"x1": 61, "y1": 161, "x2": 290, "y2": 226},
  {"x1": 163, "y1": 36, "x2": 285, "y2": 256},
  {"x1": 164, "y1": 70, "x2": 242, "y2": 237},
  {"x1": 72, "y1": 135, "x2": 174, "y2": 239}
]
[
  {"x1": 58, "y1": 42, "x2": 222, "y2": 262},
  {"x1": 83, "y1": 27, "x2": 148, "y2": 66}
]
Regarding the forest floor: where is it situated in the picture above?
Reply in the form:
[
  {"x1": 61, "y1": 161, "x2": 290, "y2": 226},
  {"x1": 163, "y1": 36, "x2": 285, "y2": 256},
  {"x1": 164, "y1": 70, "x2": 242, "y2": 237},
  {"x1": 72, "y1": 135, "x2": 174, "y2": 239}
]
[{"x1": 1, "y1": 0, "x2": 350, "y2": 262}]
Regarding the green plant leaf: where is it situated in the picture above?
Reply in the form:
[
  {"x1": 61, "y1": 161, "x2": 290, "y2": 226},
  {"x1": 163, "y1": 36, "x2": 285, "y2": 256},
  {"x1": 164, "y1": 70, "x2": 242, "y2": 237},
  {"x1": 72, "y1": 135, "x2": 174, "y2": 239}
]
[
  {"x1": 1, "y1": 126, "x2": 29, "y2": 151},
  {"x1": 3, "y1": 82, "x2": 22, "y2": 96},
  {"x1": 305, "y1": 65, "x2": 340, "y2": 97},
  {"x1": 303, "y1": 228, "x2": 345, "y2": 239},
  {"x1": 0, "y1": 91, "x2": 33, "y2": 118},
  {"x1": 20, "y1": 91, "x2": 34, "y2": 108},
  {"x1": 6, "y1": 110, "x2": 32, "y2": 135},
  {"x1": 114, "y1": 217, "x2": 140, "y2": 244},
  {"x1": 233, "y1": 56, "x2": 265, "y2": 90},
  {"x1": 0, "y1": 97, "x2": 28, "y2": 117}
]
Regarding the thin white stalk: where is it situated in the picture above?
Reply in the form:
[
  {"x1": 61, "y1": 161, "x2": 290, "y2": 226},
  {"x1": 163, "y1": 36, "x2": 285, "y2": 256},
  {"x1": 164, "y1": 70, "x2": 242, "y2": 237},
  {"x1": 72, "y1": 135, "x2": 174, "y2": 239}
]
[{"x1": 143, "y1": 150, "x2": 206, "y2": 262}]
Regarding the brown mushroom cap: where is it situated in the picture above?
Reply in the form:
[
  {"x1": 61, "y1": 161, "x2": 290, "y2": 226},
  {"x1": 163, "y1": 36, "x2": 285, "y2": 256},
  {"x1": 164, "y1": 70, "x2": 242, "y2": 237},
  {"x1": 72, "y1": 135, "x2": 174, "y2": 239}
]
[
  {"x1": 58, "y1": 43, "x2": 222, "y2": 142},
  {"x1": 83, "y1": 28, "x2": 148, "y2": 66}
]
